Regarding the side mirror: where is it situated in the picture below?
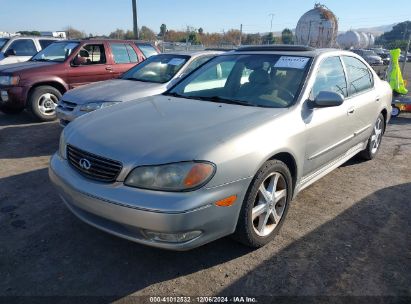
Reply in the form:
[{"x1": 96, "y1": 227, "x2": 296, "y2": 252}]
[
  {"x1": 4, "y1": 49, "x2": 16, "y2": 57},
  {"x1": 311, "y1": 91, "x2": 344, "y2": 108}
]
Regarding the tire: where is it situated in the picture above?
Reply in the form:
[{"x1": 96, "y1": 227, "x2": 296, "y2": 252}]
[
  {"x1": 233, "y1": 160, "x2": 293, "y2": 248},
  {"x1": 27, "y1": 86, "x2": 61, "y2": 122},
  {"x1": 0, "y1": 106, "x2": 24, "y2": 115},
  {"x1": 391, "y1": 106, "x2": 400, "y2": 118},
  {"x1": 359, "y1": 113, "x2": 385, "y2": 161}
]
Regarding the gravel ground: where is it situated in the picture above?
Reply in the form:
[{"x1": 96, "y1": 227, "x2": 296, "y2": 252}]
[{"x1": 0, "y1": 109, "x2": 410, "y2": 302}]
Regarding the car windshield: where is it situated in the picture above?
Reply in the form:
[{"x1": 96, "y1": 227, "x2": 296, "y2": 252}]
[
  {"x1": 122, "y1": 54, "x2": 189, "y2": 83},
  {"x1": 0, "y1": 38, "x2": 9, "y2": 50},
  {"x1": 167, "y1": 54, "x2": 312, "y2": 108},
  {"x1": 136, "y1": 43, "x2": 159, "y2": 58},
  {"x1": 31, "y1": 41, "x2": 79, "y2": 62}
]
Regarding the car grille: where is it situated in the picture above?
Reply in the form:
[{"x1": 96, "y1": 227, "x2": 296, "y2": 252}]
[
  {"x1": 58, "y1": 100, "x2": 77, "y2": 111},
  {"x1": 67, "y1": 145, "x2": 123, "y2": 182}
]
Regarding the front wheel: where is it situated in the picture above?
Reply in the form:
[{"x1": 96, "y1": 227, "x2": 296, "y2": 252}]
[
  {"x1": 27, "y1": 86, "x2": 61, "y2": 122},
  {"x1": 233, "y1": 160, "x2": 292, "y2": 248},
  {"x1": 359, "y1": 113, "x2": 385, "y2": 160}
]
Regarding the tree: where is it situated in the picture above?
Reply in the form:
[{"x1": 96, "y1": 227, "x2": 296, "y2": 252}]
[
  {"x1": 109, "y1": 29, "x2": 126, "y2": 39},
  {"x1": 17, "y1": 31, "x2": 41, "y2": 36},
  {"x1": 160, "y1": 24, "x2": 167, "y2": 37},
  {"x1": 188, "y1": 31, "x2": 201, "y2": 45},
  {"x1": 244, "y1": 33, "x2": 262, "y2": 45},
  {"x1": 65, "y1": 26, "x2": 86, "y2": 39},
  {"x1": 377, "y1": 21, "x2": 411, "y2": 43},
  {"x1": 281, "y1": 28, "x2": 293, "y2": 44},
  {"x1": 198, "y1": 27, "x2": 204, "y2": 35},
  {"x1": 124, "y1": 30, "x2": 135, "y2": 40},
  {"x1": 263, "y1": 32, "x2": 276, "y2": 44},
  {"x1": 139, "y1": 26, "x2": 156, "y2": 41}
]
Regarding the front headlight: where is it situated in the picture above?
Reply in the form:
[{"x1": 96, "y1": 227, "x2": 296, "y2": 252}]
[
  {"x1": 125, "y1": 161, "x2": 216, "y2": 191},
  {"x1": 80, "y1": 101, "x2": 119, "y2": 112},
  {"x1": 0, "y1": 75, "x2": 20, "y2": 86},
  {"x1": 59, "y1": 132, "x2": 67, "y2": 159}
]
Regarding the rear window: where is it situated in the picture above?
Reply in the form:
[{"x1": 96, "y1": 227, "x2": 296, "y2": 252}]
[
  {"x1": 136, "y1": 43, "x2": 158, "y2": 58},
  {"x1": 110, "y1": 43, "x2": 139, "y2": 64}
]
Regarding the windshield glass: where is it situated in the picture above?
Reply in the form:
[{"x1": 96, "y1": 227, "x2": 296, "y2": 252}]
[
  {"x1": 0, "y1": 38, "x2": 9, "y2": 50},
  {"x1": 31, "y1": 41, "x2": 79, "y2": 62},
  {"x1": 167, "y1": 54, "x2": 312, "y2": 108},
  {"x1": 122, "y1": 54, "x2": 189, "y2": 83}
]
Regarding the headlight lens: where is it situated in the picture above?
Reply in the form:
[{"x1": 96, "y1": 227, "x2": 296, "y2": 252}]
[
  {"x1": 125, "y1": 161, "x2": 216, "y2": 191},
  {"x1": 0, "y1": 75, "x2": 20, "y2": 86},
  {"x1": 80, "y1": 101, "x2": 119, "y2": 112},
  {"x1": 59, "y1": 132, "x2": 67, "y2": 159}
]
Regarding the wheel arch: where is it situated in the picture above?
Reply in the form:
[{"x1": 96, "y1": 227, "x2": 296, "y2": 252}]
[
  {"x1": 266, "y1": 151, "x2": 298, "y2": 192},
  {"x1": 27, "y1": 81, "x2": 68, "y2": 105}
]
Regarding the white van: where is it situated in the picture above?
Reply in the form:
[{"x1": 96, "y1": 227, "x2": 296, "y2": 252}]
[{"x1": 0, "y1": 36, "x2": 62, "y2": 65}]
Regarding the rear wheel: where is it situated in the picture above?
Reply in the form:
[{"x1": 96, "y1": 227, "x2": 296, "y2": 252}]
[
  {"x1": 27, "y1": 86, "x2": 61, "y2": 122},
  {"x1": 391, "y1": 106, "x2": 400, "y2": 118},
  {"x1": 233, "y1": 160, "x2": 292, "y2": 248},
  {"x1": 359, "y1": 113, "x2": 385, "y2": 160}
]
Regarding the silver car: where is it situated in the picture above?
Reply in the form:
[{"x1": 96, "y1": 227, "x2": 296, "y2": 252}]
[
  {"x1": 56, "y1": 51, "x2": 221, "y2": 126},
  {"x1": 49, "y1": 46, "x2": 392, "y2": 250}
]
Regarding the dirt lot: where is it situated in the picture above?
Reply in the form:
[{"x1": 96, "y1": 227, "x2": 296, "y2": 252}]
[{"x1": 0, "y1": 110, "x2": 410, "y2": 301}]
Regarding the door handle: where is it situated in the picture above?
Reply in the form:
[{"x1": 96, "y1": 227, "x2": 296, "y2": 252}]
[
  {"x1": 375, "y1": 95, "x2": 380, "y2": 102},
  {"x1": 105, "y1": 66, "x2": 113, "y2": 71},
  {"x1": 347, "y1": 107, "x2": 355, "y2": 115}
]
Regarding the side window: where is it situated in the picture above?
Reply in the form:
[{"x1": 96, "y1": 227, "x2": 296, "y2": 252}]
[
  {"x1": 312, "y1": 56, "x2": 348, "y2": 98},
  {"x1": 111, "y1": 43, "x2": 133, "y2": 64},
  {"x1": 74, "y1": 44, "x2": 106, "y2": 65},
  {"x1": 8, "y1": 39, "x2": 37, "y2": 56},
  {"x1": 39, "y1": 40, "x2": 56, "y2": 49},
  {"x1": 125, "y1": 44, "x2": 138, "y2": 63},
  {"x1": 184, "y1": 56, "x2": 214, "y2": 74},
  {"x1": 342, "y1": 56, "x2": 373, "y2": 95}
]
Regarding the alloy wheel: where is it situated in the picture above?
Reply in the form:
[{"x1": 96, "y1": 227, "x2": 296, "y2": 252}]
[
  {"x1": 370, "y1": 117, "x2": 383, "y2": 154},
  {"x1": 38, "y1": 93, "x2": 58, "y2": 116},
  {"x1": 252, "y1": 172, "x2": 287, "y2": 237}
]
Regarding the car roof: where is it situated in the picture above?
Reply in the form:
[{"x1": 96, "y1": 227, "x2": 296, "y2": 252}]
[
  {"x1": 233, "y1": 45, "x2": 343, "y2": 57},
  {"x1": 7, "y1": 36, "x2": 61, "y2": 40}
]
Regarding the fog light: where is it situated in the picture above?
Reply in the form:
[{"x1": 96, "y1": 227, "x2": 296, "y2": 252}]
[
  {"x1": 143, "y1": 230, "x2": 202, "y2": 243},
  {"x1": 0, "y1": 91, "x2": 8, "y2": 102}
]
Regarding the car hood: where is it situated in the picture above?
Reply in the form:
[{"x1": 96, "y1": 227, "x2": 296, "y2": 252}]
[
  {"x1": 0, "y1": 61, "x2": 56, "y2": 74},
  {"x1": 65, "y1": 95, "x2": 286, "y2": 166},
  {"x1": 62, "y1": 79, "x2": 166, "y2": 104}
]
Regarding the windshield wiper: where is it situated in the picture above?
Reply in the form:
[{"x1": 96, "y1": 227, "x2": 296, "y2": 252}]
[{"x1": 194, "y1": 96, "x2": 257, "y2": 107}]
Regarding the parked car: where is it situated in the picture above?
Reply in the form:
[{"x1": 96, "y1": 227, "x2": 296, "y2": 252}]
[
  {"x1": 50, "y1": 45, "x2": 392, "y2": 250},
  {"x1": 0, "y1": 39, "x2": 159, "y2": 121},
  {"x1": 371, "y1": 48, "x2": 390, "y2": 65},
  {"x1": 351, "y1": 49, "x2": 383, "y2": 65},
  {"x1": 0, "y1": 36, "x2": 63, "y2": 65},
  {"x1": 56, "y1": 51, "x2": 222, "y2": 126}
]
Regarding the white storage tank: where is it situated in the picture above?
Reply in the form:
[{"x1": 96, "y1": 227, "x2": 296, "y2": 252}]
[
  {"x1": 295, "y1": 3, "x2": 338, "y2": 48},
  {"x1": 367, "y1": 33, "x2": 375, "y2": 47},
  {"x1": 358, "y1": 32, "x2": 369, "y2": 48},
  {"x1": 336, "y1": 31, "x2": 361, "y2": 49}
]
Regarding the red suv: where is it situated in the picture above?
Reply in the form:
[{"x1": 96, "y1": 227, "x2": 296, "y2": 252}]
[{"x1": 0, "y1": 39, "x2": 159, "y2": 121}]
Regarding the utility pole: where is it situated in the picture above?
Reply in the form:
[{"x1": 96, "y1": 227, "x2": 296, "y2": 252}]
[
  {"x1": 269, "y1": 13, "x2": 275, "y2": 33},
  {"x1": 186, "y1": 26, "x2": 189, "y2": 51},
  {"x1": 132, "y1": 0, "x2": 139, "y2": 40},
  {"x1": 401, "y1": 34, "x2": 410, "y2": 75},
  {"x1": 239, "y1": 24, "x2": 243, "y2": 46}
]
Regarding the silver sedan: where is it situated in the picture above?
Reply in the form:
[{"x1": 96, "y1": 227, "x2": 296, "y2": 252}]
[
  {"x1": 56, "y1": 51, "x2": 221, "y2": 126},
  {"x1": 49, "y1": 46, "x2": 392, "y2": 250}
]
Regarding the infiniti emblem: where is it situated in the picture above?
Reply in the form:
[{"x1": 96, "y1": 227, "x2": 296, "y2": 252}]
[{"x1": 79, "y1": 158, "x2": 91, "y2": 170}]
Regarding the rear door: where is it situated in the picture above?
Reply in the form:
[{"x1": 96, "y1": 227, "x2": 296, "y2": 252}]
[
  {"x1": 67, "y1": 42, "x2": 114, "y2": 89},
  {"x1": 303, "y1": 56, "x2": 353, "y2": 175},
  {"x1": 341, "y1": 55, "x2": 379, "y2": 145},
  {"x1": 108, "y1": 42, "x2": 141, "y2": 78}
]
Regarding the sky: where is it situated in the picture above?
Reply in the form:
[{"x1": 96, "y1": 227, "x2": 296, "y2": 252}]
[{"x1": 0, "y1": 0, "x2": 410, "y2": 35}]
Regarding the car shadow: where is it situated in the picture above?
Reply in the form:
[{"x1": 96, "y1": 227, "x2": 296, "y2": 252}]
[
  {"x1": 1, "y1": 168, "x2": 410, "y2": 299},
  {"x1": 0, "y1": 112, "x2": 39, "y2": 127},
  {"x1": 0, "y1": 168, "x2": 253, "y2": 298},
  {"x1": 0, "y1": 119, "x2": 61, "y2": 159},
  {"x1": 218, "y1": 183, "x2": 411, "y2": 297},
  {"x1": 389, "y1": 115, "x2": 411, "y2": 125}
]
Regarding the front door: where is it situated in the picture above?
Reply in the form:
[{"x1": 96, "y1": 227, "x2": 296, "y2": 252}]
[
  {"x1": 67, "y1": 43, "x2": 114, "y2": 89},
  {"x1": 303, "y1": 56, "x2": 354, "y2": 176}
]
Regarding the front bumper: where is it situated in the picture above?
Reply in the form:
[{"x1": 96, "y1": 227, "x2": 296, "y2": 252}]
[
  {"x1": 56, "y1": 104, "x2": 86, "y2": 127},
  {"x1": 49, "y1": 153, "x2": 250, "y2": 250},
  {"x1": 0, "y1": 86, "x2": 28, "y2": 109}
]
